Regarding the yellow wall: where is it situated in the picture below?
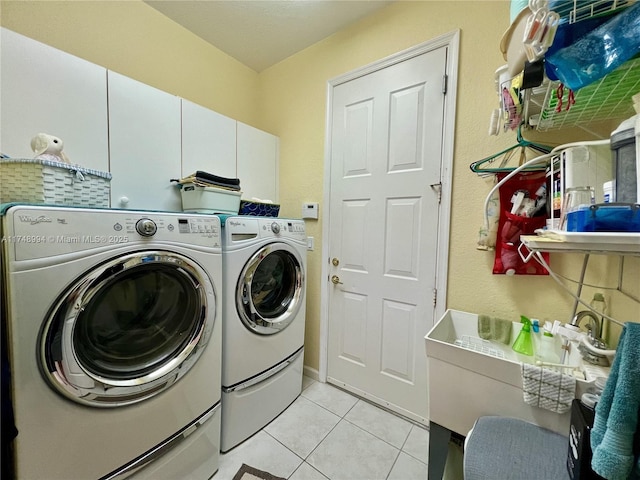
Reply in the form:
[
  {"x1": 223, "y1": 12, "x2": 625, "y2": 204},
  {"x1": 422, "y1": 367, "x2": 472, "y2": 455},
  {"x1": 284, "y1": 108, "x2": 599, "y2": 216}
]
[
  {"x1": 3, "y1": 0, "x2": 638, "y2": 371},
  {"x1": 258, "y1": 0, "x2": 639, "y2": 368}
]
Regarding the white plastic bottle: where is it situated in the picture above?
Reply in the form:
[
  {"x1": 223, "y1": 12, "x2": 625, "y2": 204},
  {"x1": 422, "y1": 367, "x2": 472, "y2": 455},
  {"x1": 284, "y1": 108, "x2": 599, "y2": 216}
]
[{"x1": 536, "y1": 323, "x2": 560, "y2": 364}]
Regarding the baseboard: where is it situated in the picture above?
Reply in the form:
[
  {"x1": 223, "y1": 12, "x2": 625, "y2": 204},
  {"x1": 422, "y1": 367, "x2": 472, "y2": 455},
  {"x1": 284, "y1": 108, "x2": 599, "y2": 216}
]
[{"x1": 303, "y1": 365, "x2": 320, "y2": 382}]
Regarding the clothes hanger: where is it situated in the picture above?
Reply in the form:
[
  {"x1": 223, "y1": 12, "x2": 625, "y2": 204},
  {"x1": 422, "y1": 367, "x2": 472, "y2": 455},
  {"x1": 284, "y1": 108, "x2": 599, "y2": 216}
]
[{"x1": 469, "y1": 124, "x2": 554, "y2": 174}]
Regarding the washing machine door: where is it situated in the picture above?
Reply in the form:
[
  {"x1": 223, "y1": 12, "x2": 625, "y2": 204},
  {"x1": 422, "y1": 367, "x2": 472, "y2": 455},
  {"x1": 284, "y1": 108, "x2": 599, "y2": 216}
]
[
  {"x1": 40, "y1": 250, "x2": 215, "y2": 407},
  {"x1": 236, "y1": 242, "x2": 304, "y2": 335}
]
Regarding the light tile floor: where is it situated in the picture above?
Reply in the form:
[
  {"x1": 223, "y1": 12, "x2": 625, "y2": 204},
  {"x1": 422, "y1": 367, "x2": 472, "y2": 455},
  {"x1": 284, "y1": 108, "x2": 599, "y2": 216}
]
[{"x1": 215, "y1": 376, "x2": 432, "y2": 480}]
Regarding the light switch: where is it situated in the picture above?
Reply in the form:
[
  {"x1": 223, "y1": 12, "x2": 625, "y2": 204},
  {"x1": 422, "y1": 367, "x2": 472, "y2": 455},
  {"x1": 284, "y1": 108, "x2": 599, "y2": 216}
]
[
  {"x1": 302, "y1": 202, "x2": 319, "y2": 219},
  {"x1": 307, "y1": 237, "x2": 314, "y2": 251}
]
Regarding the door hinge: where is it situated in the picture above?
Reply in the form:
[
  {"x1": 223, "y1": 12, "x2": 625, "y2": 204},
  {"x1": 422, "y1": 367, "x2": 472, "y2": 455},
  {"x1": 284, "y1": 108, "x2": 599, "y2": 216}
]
[
  {"x1": 433, "y1": 288, "x2": 438, "y2": 307},
  {"x1": 442, "y1": 74, "x2": 448, "y2": 95}
]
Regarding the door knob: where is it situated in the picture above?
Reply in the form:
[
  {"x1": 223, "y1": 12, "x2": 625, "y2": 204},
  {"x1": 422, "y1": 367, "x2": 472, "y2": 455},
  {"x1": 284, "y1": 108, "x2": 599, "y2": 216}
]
[
  {"x1": 332, "y1": 258, "x2": 340, "y2": 266},
  {"x1": 331, "y1": 275, "x2": 343, "y2": 285}
]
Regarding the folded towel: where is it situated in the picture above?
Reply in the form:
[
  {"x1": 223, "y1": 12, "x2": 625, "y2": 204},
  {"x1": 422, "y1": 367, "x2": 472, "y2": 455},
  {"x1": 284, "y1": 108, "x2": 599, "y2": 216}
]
[
  {"x1": 193, "y1": 170, "x2": 240, "y2": 186},
  {"x1": 521, "y1": 363, "x2": 576, "y2": 414},
  {"x1": 591, "y1": 322, "x2": 640, "y2": 480},
  {"x1": 178, "y1": 171, "x2": 242, "y2": 191},
  {"x1": 478, "y1": 315, "x2": 513, "y2": 345}
]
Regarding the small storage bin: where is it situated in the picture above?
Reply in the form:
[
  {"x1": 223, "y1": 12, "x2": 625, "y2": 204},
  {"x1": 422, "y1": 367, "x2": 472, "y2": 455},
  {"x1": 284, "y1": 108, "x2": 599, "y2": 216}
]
[
  {"x1": 567, "y1": 400, "x2": 606, "y2": 480},
  {"x1": 239, "y1": 200, "x2": 280, "y2": 217},
  {"x1": 565, "y1": 203, "x2": 640, "y2": 232},
  {"x1": 0, "y1": 158, "x2": 112, "y2": 207},
  {"x1": 180, "y1": 183, "x2": 241, "y2": 214},
  {"x1": 611, "y1": 116, "x2": 638, "y2": 204}
]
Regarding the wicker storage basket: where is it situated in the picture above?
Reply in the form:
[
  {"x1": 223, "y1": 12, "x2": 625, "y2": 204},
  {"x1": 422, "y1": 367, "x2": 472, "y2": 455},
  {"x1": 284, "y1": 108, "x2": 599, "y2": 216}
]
[{"x1": 0, "y1": 158, "x2": 112, "y2": 207}]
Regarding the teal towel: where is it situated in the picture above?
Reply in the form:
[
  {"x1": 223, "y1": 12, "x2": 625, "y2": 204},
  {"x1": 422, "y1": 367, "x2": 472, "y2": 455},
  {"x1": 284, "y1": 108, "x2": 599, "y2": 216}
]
[
  {"x1": 477, "y1": 315, "x2": 513, "y2": 345},
  {"x1": 591, "y1": 322, "x2": 640, "y2": 480}
]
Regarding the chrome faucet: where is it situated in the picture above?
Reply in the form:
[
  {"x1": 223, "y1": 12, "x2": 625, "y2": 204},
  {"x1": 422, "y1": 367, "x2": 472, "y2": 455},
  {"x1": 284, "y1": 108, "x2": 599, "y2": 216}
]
[
  {"x1": 572, "y1": 310, "x2": 610, "y2": 366},
  {"x1": 571, "y1": 310, "x2": 602, "y2": 340}
]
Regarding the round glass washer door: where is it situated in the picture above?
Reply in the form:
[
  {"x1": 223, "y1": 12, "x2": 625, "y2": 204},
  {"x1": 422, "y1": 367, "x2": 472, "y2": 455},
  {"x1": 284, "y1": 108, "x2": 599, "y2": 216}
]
[
  {"x1": 39, "y1": 250, "x2": 215, "y2": 407},
  {"x1": 236, "y1": 243, "x2": 304, "y2": 335}
]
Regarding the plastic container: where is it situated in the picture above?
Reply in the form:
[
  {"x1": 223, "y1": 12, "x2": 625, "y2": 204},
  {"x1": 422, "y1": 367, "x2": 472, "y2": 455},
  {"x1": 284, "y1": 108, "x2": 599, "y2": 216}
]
[
  {"x1": 180, "y1": 183, "x2": 241, "y2": 214},
  {"x1": 500, "y1": 7, "x2": 532, "y2": 76},
  {"x1": 611, "y1": 115, "x2": 638, "y2": 204},
  {"x1": 536, "y1": 331, "x2": 560, "y2": 364},
  {"x1": 564, "y1": 203, "x2": 640, "y2": 232},
  {"x1": 591, "y1": 377, "x2": 607, "y2": 395},
  {"x1": 603, "y1": 180, "x2": 615, "y2": 203}
]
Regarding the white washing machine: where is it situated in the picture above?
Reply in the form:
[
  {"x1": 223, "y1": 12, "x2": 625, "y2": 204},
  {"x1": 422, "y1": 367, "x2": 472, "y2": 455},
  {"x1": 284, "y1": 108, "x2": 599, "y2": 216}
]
[
  {"x1": 0, "y1": 205, "x2": 223, "y2": 480},
  {"x1": 220, "y1": 216, "x2": 306, "y2": 452}
]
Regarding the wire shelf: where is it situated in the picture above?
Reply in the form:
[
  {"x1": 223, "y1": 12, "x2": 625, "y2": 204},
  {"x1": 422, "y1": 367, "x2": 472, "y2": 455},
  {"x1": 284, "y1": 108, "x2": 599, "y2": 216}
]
[
  {"x1": 551, "y1": 0, "x2": 635, "y2": 24},
  {"x1": 454, "y1": 335, "x2": 507, "y2": 359},
  {"x1": 532, "y1": 56, "x2": 640, "y2": 131}
]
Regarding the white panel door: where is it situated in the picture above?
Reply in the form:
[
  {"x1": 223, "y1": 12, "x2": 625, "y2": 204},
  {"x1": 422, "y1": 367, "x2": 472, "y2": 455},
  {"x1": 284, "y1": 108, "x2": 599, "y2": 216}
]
[
  {"x1": 327, "y1": 47, "x2": 447, "y2": 424},
  {"x1": 236, "y1": 122, "x2": 279, "y2": 202},
  {"x1": 181, "y1": 99, "x2": 237, "y2": 179},
  {"x1": 0, "y1": 28, "x2": 108, "y2": 172},
  {"x1": 108, "y1": 71, "x2": 182, "y2": 211}
]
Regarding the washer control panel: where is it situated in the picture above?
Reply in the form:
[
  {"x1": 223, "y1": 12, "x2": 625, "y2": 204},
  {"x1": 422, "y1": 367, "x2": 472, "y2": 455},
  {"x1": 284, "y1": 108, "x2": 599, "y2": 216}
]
[
  {"x1": 5, "y1": 206, "x2": 222, "y2": 261},
  {"x1": 135, "y1": 218, "x2": 158, "y2": 237}
]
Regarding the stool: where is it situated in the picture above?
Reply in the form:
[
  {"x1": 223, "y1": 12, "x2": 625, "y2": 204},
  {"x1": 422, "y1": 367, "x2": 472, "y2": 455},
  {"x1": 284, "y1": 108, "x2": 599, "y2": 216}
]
[{"x1": 463, "y1": 416, "x2": 570, "y2": 480}]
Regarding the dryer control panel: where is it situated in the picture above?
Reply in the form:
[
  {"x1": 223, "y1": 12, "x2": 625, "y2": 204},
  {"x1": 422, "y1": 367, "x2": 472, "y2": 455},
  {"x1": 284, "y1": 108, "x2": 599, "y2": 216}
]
[
  {"x1": 258, "y1": 218, "x2": 306, "y2": 240},
  {"x1": 225, "y1": 217, "x2": 305, "y2": 239}
]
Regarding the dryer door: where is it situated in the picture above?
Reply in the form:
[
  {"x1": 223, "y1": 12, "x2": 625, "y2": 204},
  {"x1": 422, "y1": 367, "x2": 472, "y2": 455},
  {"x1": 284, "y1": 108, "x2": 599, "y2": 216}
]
[
  {"x1": 236, "y1": 242, "x2": 304, "y2": 335},
  {"x1": 40, "y1": 250, "x2": 216, "y2": 407}
]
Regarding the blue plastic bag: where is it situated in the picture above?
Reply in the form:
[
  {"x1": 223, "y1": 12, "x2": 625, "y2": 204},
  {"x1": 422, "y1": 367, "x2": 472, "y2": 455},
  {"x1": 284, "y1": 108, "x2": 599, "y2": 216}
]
[{"x1": 545, "y1": 3, "x2": 640, "y2": 90}]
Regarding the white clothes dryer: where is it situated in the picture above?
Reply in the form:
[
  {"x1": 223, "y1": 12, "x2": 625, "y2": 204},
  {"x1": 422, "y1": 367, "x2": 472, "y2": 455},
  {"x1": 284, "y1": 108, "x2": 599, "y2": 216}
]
[
  {"x1": 0, "y1": 205, "x2": 223, "y2": 480},
  {"x1": 220, "y1": 216, "x2": 306, "y2": 452}
]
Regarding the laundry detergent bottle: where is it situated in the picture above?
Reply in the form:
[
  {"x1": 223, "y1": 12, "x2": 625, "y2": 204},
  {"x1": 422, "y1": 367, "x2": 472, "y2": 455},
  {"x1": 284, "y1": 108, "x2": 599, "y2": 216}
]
[{"x1": 512, "y1": 315, "x2": 534, "y2": 356}]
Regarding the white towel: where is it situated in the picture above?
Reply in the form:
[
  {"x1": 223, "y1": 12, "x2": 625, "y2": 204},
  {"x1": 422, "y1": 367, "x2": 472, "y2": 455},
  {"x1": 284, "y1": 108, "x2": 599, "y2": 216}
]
[{"x1": 521, "y1": 363, "x2": 576, "y2": 413}]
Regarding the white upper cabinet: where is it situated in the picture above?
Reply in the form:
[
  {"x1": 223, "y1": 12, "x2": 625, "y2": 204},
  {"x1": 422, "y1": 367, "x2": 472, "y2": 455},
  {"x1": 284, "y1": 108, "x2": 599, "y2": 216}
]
[
  {"x1": 0, "y1": 28, "x2": 109, "y2": 172},
  {"x1": 108, "y1": 70, "x2": 182, "y2": 212},
  {"x1": 237, "y1": 122, "x2": 279, "y2": 202},
  {"x1": 181, "y1": 99, "x2": 237, "y2": 179},
  {"x1": 1, "y1": 28, "x2": 280, "y2": 213}
]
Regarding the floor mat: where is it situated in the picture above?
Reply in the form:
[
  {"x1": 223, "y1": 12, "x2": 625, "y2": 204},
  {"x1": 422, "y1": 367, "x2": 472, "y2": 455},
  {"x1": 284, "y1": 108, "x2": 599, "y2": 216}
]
[{"x1": 232, "y1": 463, "x2": 286, "y2": 480}]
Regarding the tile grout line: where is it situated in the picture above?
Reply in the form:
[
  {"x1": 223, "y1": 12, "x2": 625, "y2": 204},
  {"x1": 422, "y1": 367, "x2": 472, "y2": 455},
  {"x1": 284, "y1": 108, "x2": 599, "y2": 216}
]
[
  {"x1": 286, "y1": 380, "x2": 428, "y2": 477},
  {"x1": 301, "y1": 385, "x2": 428, "y2": 465},
  {"x1": 303, "y1": 381, "x2": 430, "y2": 464}
]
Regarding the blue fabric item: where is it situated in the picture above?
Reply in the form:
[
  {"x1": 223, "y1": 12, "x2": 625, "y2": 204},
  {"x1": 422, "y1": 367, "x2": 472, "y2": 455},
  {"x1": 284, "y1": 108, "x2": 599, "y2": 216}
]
[{"x1": 591, "y1": 322, "x2": 640, "y2": 480}]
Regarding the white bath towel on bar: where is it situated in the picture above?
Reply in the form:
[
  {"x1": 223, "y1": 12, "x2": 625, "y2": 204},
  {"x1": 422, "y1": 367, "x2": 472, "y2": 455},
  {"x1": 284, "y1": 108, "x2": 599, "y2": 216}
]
[{"x1": 521, "y1": 363, "x2": 576, "y2": 413}]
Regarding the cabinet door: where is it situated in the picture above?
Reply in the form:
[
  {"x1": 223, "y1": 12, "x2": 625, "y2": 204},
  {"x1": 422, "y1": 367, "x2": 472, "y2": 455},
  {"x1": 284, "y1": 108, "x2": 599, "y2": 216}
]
[
  {"x1": 108, "y1": 71, "x2": 182, "y2": 211},
  {"x1": 236, "y1": 122, "x2": 279, "y2": 202},
  {"x1": 0, "y1": 28, "x2": 108, "y2": 172},
  {"x1": 181, "y1": 99, "x2": 236, "y2": 179}
]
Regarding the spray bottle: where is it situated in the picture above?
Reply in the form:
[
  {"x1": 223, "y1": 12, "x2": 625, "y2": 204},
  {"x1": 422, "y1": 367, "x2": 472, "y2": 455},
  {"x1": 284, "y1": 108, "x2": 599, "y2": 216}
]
[{"x1": 512, "y1": 315, "x2": 534, "y2": 356}]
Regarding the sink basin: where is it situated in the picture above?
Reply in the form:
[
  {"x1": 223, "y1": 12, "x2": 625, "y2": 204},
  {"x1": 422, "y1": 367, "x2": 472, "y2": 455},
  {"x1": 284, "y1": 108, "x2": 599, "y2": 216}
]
[{"x1": 425, "y1": 309, "x2": 610, "y2": 437}]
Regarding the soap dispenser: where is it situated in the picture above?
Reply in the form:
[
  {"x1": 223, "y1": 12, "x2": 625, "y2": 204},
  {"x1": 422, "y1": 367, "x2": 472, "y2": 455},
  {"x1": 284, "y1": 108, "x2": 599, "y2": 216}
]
[{"x1": 512, "y1": 315, "x2": 534, "y2": 356}]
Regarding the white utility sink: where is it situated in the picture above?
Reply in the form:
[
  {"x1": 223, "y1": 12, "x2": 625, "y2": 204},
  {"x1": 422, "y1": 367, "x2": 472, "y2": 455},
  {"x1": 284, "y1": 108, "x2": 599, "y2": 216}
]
[{"x1": 425, "y1": 309, "x2": 610, "y2": 437}]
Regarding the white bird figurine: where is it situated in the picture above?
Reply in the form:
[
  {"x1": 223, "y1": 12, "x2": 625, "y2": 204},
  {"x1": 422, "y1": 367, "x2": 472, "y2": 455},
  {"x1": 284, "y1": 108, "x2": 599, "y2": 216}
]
[{"x1": 31, "y1": 133, "x2": 71, "y2": 163}]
